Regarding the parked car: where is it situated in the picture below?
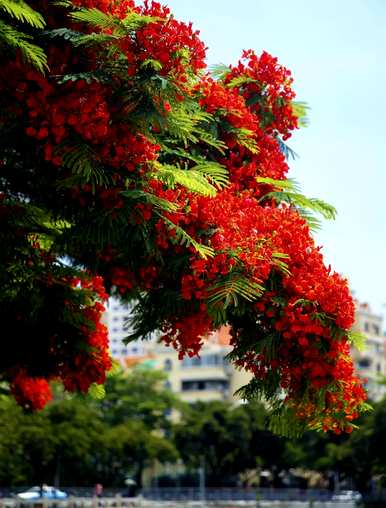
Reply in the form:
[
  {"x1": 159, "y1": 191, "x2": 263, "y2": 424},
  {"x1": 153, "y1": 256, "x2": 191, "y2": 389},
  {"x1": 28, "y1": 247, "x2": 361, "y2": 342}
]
[
  {"x1": 331, "y1": 490, "x2": 362, "y2": 502},
  {"x1": 17, "y1": 486, "x2": 68, "y2": 501}
]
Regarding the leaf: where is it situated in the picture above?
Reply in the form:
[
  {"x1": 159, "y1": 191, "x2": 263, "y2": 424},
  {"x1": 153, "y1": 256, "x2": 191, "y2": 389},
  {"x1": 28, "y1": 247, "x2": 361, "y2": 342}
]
[
  {"x1": 157, "y1": 213, "x2": 214, "y2": 259},
  {"x1": 206, "y1": 272, "x2": 265, "y2": 307},
  {"x1": 227, "y1": 75, "x2": 256, "y2": 89},
  {"x1": 0, "y1": 20, "x2": 48, "y2": 72},
  {"x1": 223, "y1": 123, "x2": 259, "y2": 154},
  {"x1": 256, "y1": 176, "x2": 301, "y2": 192},
  {"x1": 58, "y1": 140, "x2": 109, "y2": 190},
  {"x1": 57, "y1": 70, "x2": 110, "y2": 85},
  {"x1": 190, "y1": 162, "x2": 229, "y2": 188},
  {"x1": 72, "y1": 32, "x2": 119, "y2": 47},
  {"x1": 291, "y1": 101, "x2": 309, "y2": 128},
  {"x1": 88, "y1": 383, "x2": 106, "y2": 399},
  {"x1": 209, "y1": 63, "x2": 231, "y2": 80},
  {"x1": 42, "y1": 28, "x2": 81, "y2": 41},
  {"x1": 0, "y1": 0, "x2": 45, "y2": 28},
  {"x1": 271, "y1": 251, "x2": 291, "y2": 276},
  {"x1": 120, "y1": 189, "x2": 178, "y2": 213},
  {"x1": 71, "y1": 8, "x2": 123, "y2": 31},
  {"x1": 256, "y1": 176, "x2": 337, "y2": 228},
  {"x1": 347, "y1": 330, "x2": 367, "y2": 351},
  {"x1": 277, "y1": 138, "x2": 298, "y2": 161},
  {"x1": 140, "y1": 58, "x2": 163, "y2": 71},
  {"x1": 152, "y1": 163, "x2": 218, "y2": 197},
  {"x1": 71, "y1": 7, "x2": 160, "y2": 36}
]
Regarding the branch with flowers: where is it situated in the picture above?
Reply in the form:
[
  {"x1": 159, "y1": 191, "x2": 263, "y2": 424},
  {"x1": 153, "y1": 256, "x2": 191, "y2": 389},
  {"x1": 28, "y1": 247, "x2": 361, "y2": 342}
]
[{"x1": 0, "y1": 0, "x2": 368, "y2": 434}]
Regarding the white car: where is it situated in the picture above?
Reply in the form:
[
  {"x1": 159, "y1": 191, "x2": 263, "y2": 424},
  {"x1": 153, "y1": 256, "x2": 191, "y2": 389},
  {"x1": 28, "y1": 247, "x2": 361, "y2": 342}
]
[
  {"x1": 17, "y1": 486, "x2": 68, "y2": 501},
  {"x1": 331, "y1": 490, "x2": 362, "y2": 502}
]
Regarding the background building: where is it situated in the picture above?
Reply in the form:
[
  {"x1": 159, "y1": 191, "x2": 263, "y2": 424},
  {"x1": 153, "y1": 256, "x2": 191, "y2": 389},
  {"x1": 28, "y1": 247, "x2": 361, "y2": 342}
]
[
  {"x1": 104, "y1": 297, "x2": 148, "y2": 363},
  {"x1": 105, "y1": 297, "x2": 386, "y2": 403},
  {"x1": 151, "y1": 327, "x2": 252, "y2": 404},
  {"x1": 351, "y1": 302, "x2": 386, "y2": 401}
]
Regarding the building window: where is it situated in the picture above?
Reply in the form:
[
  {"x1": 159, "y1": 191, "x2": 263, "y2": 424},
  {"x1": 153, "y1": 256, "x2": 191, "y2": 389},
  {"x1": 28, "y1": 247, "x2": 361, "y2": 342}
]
[
  {"x1": 164, "y1": 359, "x2": 173, "y2": 371},
  {"x1": 364, "y1": 322, "x2": 369, "y2": 332},
  {"x1": 182, "y1": 354, "x2": 227, "y2": 368},
  {"x1": 376, "y1": 363, "x2": 382, "y2": 373},
  {"x1": 181, "y1": 379, "x2": 229, "y2": 392},
  {"x1": 357, "y1": 357, "x2": 371, "y2": 369},
  {"x1": 373, "y1": 324, "x2": 380, "y2": 336}
]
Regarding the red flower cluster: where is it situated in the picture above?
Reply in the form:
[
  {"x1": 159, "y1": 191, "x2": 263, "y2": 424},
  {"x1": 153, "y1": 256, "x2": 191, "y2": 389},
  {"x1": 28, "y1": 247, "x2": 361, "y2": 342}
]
[
  {"x1": 11, "y1": 372, "x2": 53, "y2": 411},
  {"x1": 226, "y1": 50, "x2": 298, "y2": 140},
  {"x1": 55, "y1": 276, "x2": 112, "y2": 393}
]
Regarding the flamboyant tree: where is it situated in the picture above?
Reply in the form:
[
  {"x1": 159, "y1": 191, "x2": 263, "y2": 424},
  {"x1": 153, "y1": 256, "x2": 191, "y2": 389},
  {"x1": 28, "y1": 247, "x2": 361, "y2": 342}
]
[{"x1": 0, "y1": 0, "x2": 368, "y2": 435}]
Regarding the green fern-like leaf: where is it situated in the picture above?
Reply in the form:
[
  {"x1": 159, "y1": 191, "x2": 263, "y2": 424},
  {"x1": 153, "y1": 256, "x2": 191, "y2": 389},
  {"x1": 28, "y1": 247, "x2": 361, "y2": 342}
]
[
  {"x1": 71, "y1": 7, "x2": 159, "y2": 36},
  {"x1": 57, "y1": 70, "x2": 110, "y2": 84},
  {"x1": 209, "y1": 62, "x2": 231, "y2": 80},
  {"x1": 71, "y1": 7, "x2": 124, "y2": 31},
  {"x1": 291, "y1": 101, "x2": 309, "y2": 128},
  {"x1": 157, "y1": 213, "x2": 214, "y2": 259},
  {"x1": 189, "y1": 162, "x2": 229, "y2": 188},
  {"x1": 88, "y1": 383, "x2": 106, "y2": 399},
  {"x1": 206, "y1": 272, "x2": 265, "y2": 307},
  {"x1": 268, "y1": 406, "x2": 307, "y2": 438},
  {"x1": 152, "y1": 163, "x2": 219, "y2": 197},
  {"x1": 140, "y1": 58, "x2": 163, "y2": 71},
  {"x1": 122, "y1": 11, "x2": 161, "y2": 31},
  {"x1": 271, "y1": 251, "x2": 291, "y2": 276},
  {"x1": 0, "y1": 20, "x2": 47, "y2": 72},
  {"x1": 0, "y1": 0, "x2": 45, "y2": 28},
  {"x1": 57, "y1": 140, "x2": 109, "y2": 190},
  {"x1": 120, "y1": 189, "x2": 178, "y2": 213},
  {"x1": 42, "y1": 27, "x2": 81, "y2": 41},
  {"x1": 256, "y1": 176, "x2": 337, "y2": 228},
  {"x1": 255, "y1": 176, "x2": 300, "y2": 192},
  {"x1": 347, "y1": 330, "x2": 367, "y2": 352},
  {"x1": 72, "y1": 32, "x2": 119, "y2": 47},
  {"x1": 228, "y1": 126, "x2": 259, "y2": 154},
  {"x1": 227, "y1": 75, "x2": 256, "y2": 89}
]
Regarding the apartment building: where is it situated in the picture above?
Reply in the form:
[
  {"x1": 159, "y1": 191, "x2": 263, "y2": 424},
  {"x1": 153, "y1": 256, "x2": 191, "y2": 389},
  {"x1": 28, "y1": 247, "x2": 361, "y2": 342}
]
[
  {"x1": 351, "y1": 302, "x2": 386, "y2": 401},
  {"x1": 104, "y1": 297, "x2": 148, "y2": 362},
  {"x1": 104, "y1": 295, "x2": 386, "y2": 402},
  {"x1": 150, "y1": 327, "x2": 252, "y2": 404}
]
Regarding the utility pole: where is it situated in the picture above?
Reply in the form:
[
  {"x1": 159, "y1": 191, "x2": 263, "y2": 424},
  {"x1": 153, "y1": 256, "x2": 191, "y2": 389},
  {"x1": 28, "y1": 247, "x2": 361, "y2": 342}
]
[{"x1": 199, "y1": 455, "x2": 206, "y2": 506}]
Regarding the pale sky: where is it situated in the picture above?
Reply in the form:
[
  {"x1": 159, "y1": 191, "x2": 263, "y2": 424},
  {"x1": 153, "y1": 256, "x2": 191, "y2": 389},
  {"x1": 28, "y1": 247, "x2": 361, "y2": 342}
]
[{"x1": 165, "y1": 0, "x2": 386, "y2": 318}]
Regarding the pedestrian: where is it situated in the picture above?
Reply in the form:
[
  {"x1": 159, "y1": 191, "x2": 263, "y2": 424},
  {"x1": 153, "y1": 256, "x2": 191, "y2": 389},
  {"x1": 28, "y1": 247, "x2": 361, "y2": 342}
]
[{"x1": 94, "y1": 483, "x2": 103, "y2": 507}]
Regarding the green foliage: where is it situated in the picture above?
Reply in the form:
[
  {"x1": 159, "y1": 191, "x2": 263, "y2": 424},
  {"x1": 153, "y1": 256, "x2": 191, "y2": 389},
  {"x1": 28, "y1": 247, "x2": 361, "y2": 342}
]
[
  {"x1": 71, "y1": 7, "x2": 161, "y2": 34},
  {"x1": 0, "y1": 19, "x2": 47, "y2": 72},
  {"x1": 174, "y1": 400, "x2": 286, "y2": 486},
  {"x1": 99, "y1": 367, "x2": 181, "y2": 428},
  {"x1": 0, "y1": 0, "x2": 48, "y2": 72},
  {"x1": 0, "y1": 367, "x2": 179, "y2": 486},
  {"x1": 0, "y1": 0, "x2": 45, "y2": 28},
  {"x1": 225, "y1": 125, "x2": 259, "y2": 154},
  {"x1": 291, "y1": 101, "x2": 309, "y2": 128},
  {"x1": 209, "y1": 62, "x2": 231, "y2": 80},
  {"x1": 256, "y1": 176, "x2": 337, "y2": 231},
  {"x1": 58, "y1": 140, "x2": 109, "y2": 190},
  {"x1": 347, "y1": 330, "x2": 367, "y2": 351},
  {"x1": 207, "y1": 272, "x2": 265, "y2": 307},
  {"x1": 158, "y1": 213, "x2": 214, "y2": 259},
  {"x1": 153, "y1": 163, "x2": 219, "y2": 197}
]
